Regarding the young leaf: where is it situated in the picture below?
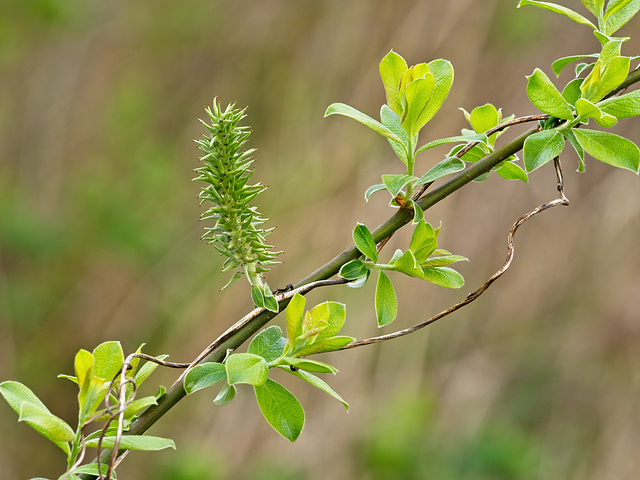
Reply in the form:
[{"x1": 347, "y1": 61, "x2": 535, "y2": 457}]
[
  {"x1": 248, "y1": 326, "x2": 287, "y2": 362},
  {"x1": 381, "y1": 174, "x2": 417, "y2": 197},
  {"x1": 523, "y1": 130, "x2": 565, "y2": 172},
  {"x1": 496, "y1": 161, "x2": 529, "y2": 182},
  {"x1": 603, "y1": 0, "x2": 640, "y2": 35},
  {"x1": 552, "y1": 54, "x2": 599, "y2": 76},
  {"x1": 517, "y1": 1, "x2": 597, "y2": 29},
  {"x1": 417, "y1": 59, "x2": 454, "y2": 128},
  {"x1": 380, "y1": 105, "x2": 410, "y2": 163},
  {"x1": 575, "y1": 98, "x2": 618, "y2": 127},
  {"x1": 353, "y1": 223, "x2": 378, "y2": 262},
  {"x1": 18, "y1": 402, "x2": 75, "y2": 443},
  {"x1": 306, "y1": 301, "x2": 346, "y2": 341},
  {"x1": 420, "y1": 255, "x2": 468, "y2": 267},
  {"x1": 183, "y1": 362, "x2": 227, "y2": 394},
  {"x1": 364, "y1": 183, "x2": 387, "y2": 201},
  {"x1": 285, "y1": 293, "x2": 306, "y2": 345},
  {"x1": 581, "y1": 0, "x2": 605, "y2": 17},
  {"x1": 254, "y1": 379, "x2": 305, "y2": 442},
  {"x1": 380, "y1": 50, "x2": 408, "y2": 116},
  {"x1": 287, "y1": 369, "x2": 349, "y2": 410},
  {"x1": 214, "y1": 382, "x2": 236, "y2": 405},
  {"x1": 526, "y1": 68, "x2": 575, "y2": 120},
  {"x1": 122, "y1": 396, "x2": 157, "y2": 419},
  {"x1": 299, "y1": 335, "x2": 354, "y2": 354},
  {"x1": 572, "y1": 128, "x2": 640, "y2": 172},
  {"x1": 415, "y1": 133, "x2": 486, "y2": 155},
  {"x1": 415, "y1": 157, "x2": 466, "y2": 185},
  {"x1": 580, "y1": 56, "x2": 630, "y2": 102},
  {"x1": 375, "y1": 271, "x2": 398, "y2": 327},
  {"x1": 598, "y1": 89, "x2": 640, "y2": 118},
  {"x1": 408, "y1": 220, "x2": 438, "y2": 263},
  {"x1": 92, "y1": 341, "x2": 124, "y2": 381},
  {"x1": 390, "y1": 250, "x2": 426, "y2": 278},
  {"x1": 226, "y1": 353, "x2": 269, "y2": 386},
  {"x1": 421, "y1": 266, "x2": 465, "y2": 289},
  {"x1": 85, "y1": 435, "x2": 176, "y2": 451},
  {"x1": 563, "y1": 129, "x2": 586, "y2": 172},
  {"x1": 469, "y1": 103, "x2": 499, "y2": 135},
  {"x1": 402, "y1": 74, "x2": 436, "y2": 136},
  {"x1": 70, "y1": 463, "x2": 117, "y2": 479},
  {"x1": 279, "y1": 358, "x2": 338, "y2": 374},
  {"x1": 562, "y1": 78, "x2": 584, "y2": 106},
  {"x1": 325, "y1": 103, "x2": 403, "y2": 143},
  {"x1": 339, "y1": 259, "x2": 369, "y2": 280}
]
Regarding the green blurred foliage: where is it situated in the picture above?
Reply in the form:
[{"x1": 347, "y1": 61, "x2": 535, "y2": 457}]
[{"x1": 1, "y1": 0, "x2": 640, "y2": 479}]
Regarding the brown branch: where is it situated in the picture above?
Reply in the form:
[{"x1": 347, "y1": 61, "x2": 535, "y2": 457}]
[{"x1": 341, "y1": 156, "x2": 569, "y2": 350}]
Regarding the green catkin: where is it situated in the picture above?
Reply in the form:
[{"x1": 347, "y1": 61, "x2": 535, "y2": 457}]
[{"x1": 195, "y1": 99, "x2": 280, "y2": 308}]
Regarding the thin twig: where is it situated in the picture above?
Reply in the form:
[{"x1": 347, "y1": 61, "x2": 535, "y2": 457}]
[{"x1": 341, "y1": 156, "x2": 569, "y2": 350}]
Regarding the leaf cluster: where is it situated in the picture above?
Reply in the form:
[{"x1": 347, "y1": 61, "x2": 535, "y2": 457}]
[
  {"x1": 339, "y1": 220, "x2": 467, "y2": 327},
  {"x1": 184, "y1": 294, "x2": 353, "y2": 442},
  {"x1": 0, "y1": 342, "x2": 173, "y2": 480}
]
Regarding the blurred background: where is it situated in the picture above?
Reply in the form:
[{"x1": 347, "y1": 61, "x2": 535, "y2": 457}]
[{"x1": 1, "y1": 0, "x2": 640, "y2": 478}]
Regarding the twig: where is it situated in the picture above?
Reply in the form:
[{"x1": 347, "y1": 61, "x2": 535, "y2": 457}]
[{"x1": 341, "y1": 156, "x2": 569, "y2": 350}]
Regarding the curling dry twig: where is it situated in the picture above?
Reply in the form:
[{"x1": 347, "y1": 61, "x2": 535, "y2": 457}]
[{"x1": 341, "y1": 156, "x2": 569, "y2": 350}]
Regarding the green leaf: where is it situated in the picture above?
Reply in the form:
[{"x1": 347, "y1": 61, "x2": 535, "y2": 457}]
[
  {"x1": 469, "y1": 103, "x2": 499, "y2": 135},
  {"x1": 380, "y1": 105, "x2": 410, "y2": 163},
  {"x1": 285, "y1": 293, "x2": 306, "y2": 344},
  {"x1": 133, "y1": 354, "x2": 168, "y2": 388},
  {"x1": 306, "y1": 301, "x2": 346, "y2": 342},
  {"x1": 408, "y1": 220, "x2": 438, "y2": 263},
  {"x1": 390, "y1": 250, "x2": 425, "y2": 278},
  {"x1": 364, "y1": 183, "x2": 386, "y2": 201},
  {"x1": 381, "y1": 174, "x2": 417, "y2": 197},
  {"x1": 122, "y1": 395, "x2": 157, "y2": 419},
  {"x1": 69, "y1": 463, "x2": 117, "y2": 479},
  {"x1": 18, "y1": 402, "x2": 75, "y2": 443},
  {"x1": 183, "y1": 362, "x2": 227, "y2": 394},
  {"x1": 575, "y1": 98, "x2": 618, "y2": 127},
  {"x1": 214, "y1": 382, "x2": 236, "y2": 405},
  {"x1": 92, "y1": 341, "x2": 124, "y2": 381},
  {"x1": 523, "y1": 130, "x2": 565, "y2": 172},
  {"x1": 280, "y1": 358, "x2": 338, "y2": 374},
  {"x1": 581, "y1": 0, "x2": 605, "y2": 17},
  {"x1": 254, "y1": 379, "x2": 305, "y2": 442},
  {"x1": 402, "y1": 74, "x2": 436, "y2": 136},
  {"x1": 353, "y1": 223, "x2": 378, "y2": 262},
  {"x1": 552, "y1": 54, "x2": 598, "y2": 75},
  {"x1": 0, "y1": 381, "x2": 71, "y2": 453},
  {"x1": 598, "y1": 89, "x2": 640, "y2": 118},
  {"x1": 496, "y1": 161, "x2": 529, "y2": 182},
  {"x1": 325, "y1": 103, "x2": 402, "y2": 143},
  {"x1": 375, "y1": 271, "x2": 398, "y2": 327},
  {"x1": 248, "y1": 326, "x2": 287, "y2": 362},
  {"x1": 517, "y1": 1, "x2": 597, "y2": 29},
  {"x1": 580, "y1": 56, "x2": 630, "y2": 102},
  {"x1": 572, "y1": 128, "x2": 640, "y2": 172},
  {"x1": 603, "y1": 0, "x2": 640, "y2": 34},
  {"x1": 562, "y1": 78, "x2": 584, "y2": 105},
  {"x1": 85, "y1": 434, "x2": 176, "y2": 451},
  {"x1": 380, "y1": 50, "x2": 408, "y2": 116},
  {"x1": 421, "y1": 266, "x2": 465, "y2": 288},
  {"x1": 226, "y1": 353, "x2": 269, "y2": 386},
  {"x1": 417, "y1": 59, "x2": 454, "y2": 128},
  {"x1": 563, "y1": 129, "x2": 586, "y2": 172},
  {"x1": 301, "y1": 336, "x2": 354, "y2": 354},
  {"x1": 339, "y1": 259, "x2": 369, "y2": 280},
  {"x1": 420, "y1": 255, "x2": 468, "y2": 267},
  {"x1": 415, "y1": 157, "x2": 466, "y2": 185},
  {"x1": 415, "y1": 133, "x2": 486, "y2": 155},
  {"x1": 287, "y1": 369, "x2": 349, "y2": 410},
  {"x1": 526, "y1": 68, "x2": 574, "y2": 120}
]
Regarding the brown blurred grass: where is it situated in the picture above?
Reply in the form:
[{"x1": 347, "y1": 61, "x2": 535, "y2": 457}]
[{"x1": 1, "y1": 0, "x2": 640, "y2": 478}]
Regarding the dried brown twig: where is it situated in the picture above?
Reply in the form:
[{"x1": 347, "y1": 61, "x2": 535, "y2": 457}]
[{"x1": 341, "y1": 156, "x2": 569, "y2": 350}]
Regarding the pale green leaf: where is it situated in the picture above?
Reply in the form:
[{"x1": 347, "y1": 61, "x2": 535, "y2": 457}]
[
  {"x1": 563, "y1": 129, "x2": 586, "y2": 172},
  {"x1": 415, "y1": 133, "x2": 486, "y2": 155},
  {"x1": 408, "y1": 220, "x2": 438, "y2": 264},
  {"x1": 523, "y1": 130, "x2": 565, "y2": 172},
  {"x1": 92, "y1": 341, "x2": 124, "y2": 382},
  {"x1": 18, "y1": 402, "x2": 75, "y2": 442},
  {"x1": 517, "y1": 1, "x2": 597, "y2": 29},
  {"x1": 248, "y1": 326, "x2": 286, "y2": 363},
  {"x1": 285, "y1": 293, "x2": 306, "y2": 344},
  {"x1": 339, "y1": 259, "x2": 369, "y2": 280},
  {"x1": 325, "y1": 103, "x2": 402, "y2": 143},
  {"x1": 415, "y1": 157, "x2": 466, "y2": 185},
  {"x1": 581, "y1": 0, "x2": 605, "y2": 17},
  {"x1": 381, "y1": 174, "x2": 417, "y2": 197},
  {"x1": 598, "y1": 89, "x2": 640, "y2": 118},
  {"x1": 603, "y1": 0, "x2": 640, "y2": 34},
  {"x1": 214, "y1": 383, "x2": 236, "y2": 405},
  {"x1": 575, "y1": 98, "x2": 618, "y2": 126},
  {"x1": 562, "y1": 78, "x2": 584, "y2": 105},
  {"x1": 402, "y1": 74, "x2": 436, "y2": 136},
  {"x1": 572, "y1": 128, "x2": 640, "y2": 172},
  {"x1": 379, "y1": 50, "x2": 408, "y2": 116},
  {"x1": 526, "y1": 68, "x2": 575, "y2": 119},
  {"x1": 364, "y1": 183, "x2": 386, "y2": 201},
  {"x1": 353, "y1": 223, "x2": 378, "y2": 262},
  {"x1": 580, "y1": 56, "x2": 630, "y2": 102},
  {"x1": 496, "y1": 161, "x2": 529, "y2": 182},
  {"x1": 255, "y1": 379, "x2": 305, "y2": 442},
  {"x1": 420, "y1": 255, "x2": 468, "y2": 268},
  {"x1": 226, "y1": 353, "x2": 269, "y2": 386},
  {"x1": 85, "y1": 434, "x2": 176, "y2": 451},
  {"x1": 417, "y1": 59, "x2": 454, "y2": 128},
  {"x1": 183, "y1": 362, "x2": 227, "y2": 394},
  {"x1": 288, "y1": 369, "x2": 349, "y2": 410},
  {"x1": 375, "y1": 271, "x2": 397, "y2": 327},
  {"x1": 421, "y1": 266, "x2": 465, "y2": 288},
  {"x1": 280, "y1": 358, "x2": 338, "y2": 374},
  {"x1": 389, "y1": 250, "x2": 425, "y2": 278},
  {"x1": 380, "y1": 105, "x2": 410, "y2": 163},
  {"x1": 552, "y1": 54, "x2": 598, "y2": 76}
]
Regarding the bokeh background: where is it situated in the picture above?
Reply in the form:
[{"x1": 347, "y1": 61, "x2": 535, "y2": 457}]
[{"x1": 2, "y1": 0, "x2": 640, "y2": 478}]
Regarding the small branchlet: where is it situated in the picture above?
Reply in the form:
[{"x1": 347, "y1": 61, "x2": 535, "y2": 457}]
[{"x1": 195, "y1": 99, "x2": 281, "y2": 311}]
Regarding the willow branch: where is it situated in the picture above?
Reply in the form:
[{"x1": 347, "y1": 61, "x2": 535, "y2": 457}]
[{"x1": 342, "y1": 156, "x2": 569, "y2": 349}]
